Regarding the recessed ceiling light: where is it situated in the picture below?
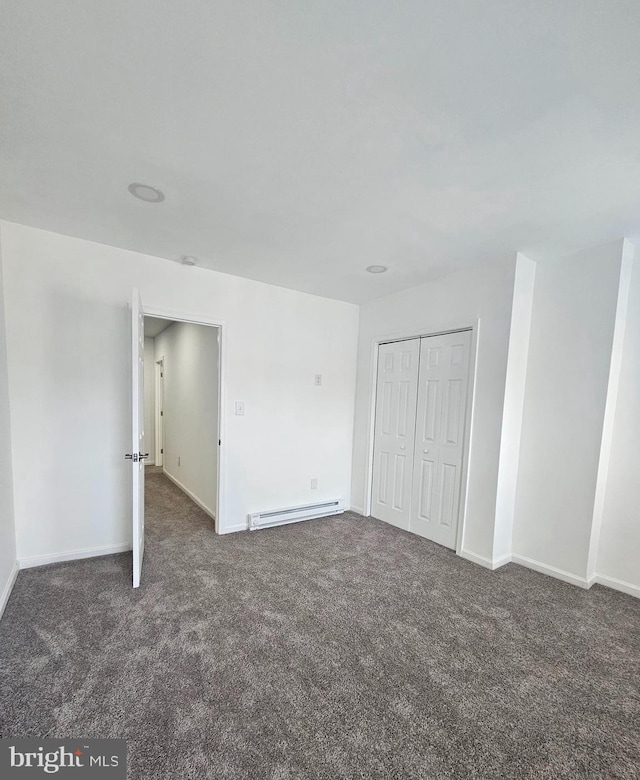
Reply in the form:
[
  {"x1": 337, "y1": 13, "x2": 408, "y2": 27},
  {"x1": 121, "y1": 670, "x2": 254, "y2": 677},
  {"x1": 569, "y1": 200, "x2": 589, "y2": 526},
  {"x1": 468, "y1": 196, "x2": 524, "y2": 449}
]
[
  {"x1": 128, "y1": 182, "x2": 165, "y2": 203},
  {"x1": 180, "y1": 255, "x2": 197, "y2": 266},
  {"x1": 366, "y1": 265, "x2": 388, "y2": 274}
]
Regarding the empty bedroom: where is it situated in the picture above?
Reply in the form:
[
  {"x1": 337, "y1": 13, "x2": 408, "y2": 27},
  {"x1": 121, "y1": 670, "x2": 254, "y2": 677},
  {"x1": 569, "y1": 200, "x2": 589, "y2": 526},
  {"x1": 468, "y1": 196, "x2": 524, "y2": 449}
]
[{"x1": 0, "y1": 2, "x2": 638, "y2": 779}]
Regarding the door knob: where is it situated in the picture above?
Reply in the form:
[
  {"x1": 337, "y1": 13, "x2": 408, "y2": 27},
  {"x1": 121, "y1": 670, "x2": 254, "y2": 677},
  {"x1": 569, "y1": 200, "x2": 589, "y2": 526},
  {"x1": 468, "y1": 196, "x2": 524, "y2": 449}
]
[
  {"x1": 399, "y1": 444, "x2": 406, "y2": 450},
  {"x1": 423, "y1": 449, "x2": 430, "y2": 454},
  {"x1": 138, "y1": 453, "x2": 149, "y2": 460}
]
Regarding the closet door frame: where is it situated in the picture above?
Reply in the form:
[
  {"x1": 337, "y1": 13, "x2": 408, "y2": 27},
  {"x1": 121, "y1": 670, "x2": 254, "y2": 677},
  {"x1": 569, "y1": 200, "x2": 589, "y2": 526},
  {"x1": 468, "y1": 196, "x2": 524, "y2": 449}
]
[{"x1": 365, "y1": 319, "x2": 479, "y2": 556}]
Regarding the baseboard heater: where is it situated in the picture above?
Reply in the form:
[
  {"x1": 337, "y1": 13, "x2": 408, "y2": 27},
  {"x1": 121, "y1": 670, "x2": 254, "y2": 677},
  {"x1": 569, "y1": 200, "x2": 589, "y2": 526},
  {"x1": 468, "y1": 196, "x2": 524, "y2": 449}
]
[{"x1": 248, "y1": 499, "x2": 346, "y2": 530}]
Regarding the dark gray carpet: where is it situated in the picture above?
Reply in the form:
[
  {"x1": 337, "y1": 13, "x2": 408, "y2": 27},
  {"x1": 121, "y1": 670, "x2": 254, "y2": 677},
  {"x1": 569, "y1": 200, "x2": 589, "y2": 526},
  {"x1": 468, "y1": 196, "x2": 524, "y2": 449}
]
[{"x1": 1, "y1": 471, "x2": 639, "y2": 779}]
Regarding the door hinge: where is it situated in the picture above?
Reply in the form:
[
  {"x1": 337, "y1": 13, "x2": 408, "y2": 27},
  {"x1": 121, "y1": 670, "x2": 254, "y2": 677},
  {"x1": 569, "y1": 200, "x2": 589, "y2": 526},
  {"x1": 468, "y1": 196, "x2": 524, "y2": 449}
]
[
  {"x1": 161, "y1": 448, "x2": 163, "y2": 454},
  {"x1": 160, "y1": 410, "x2": 163, "y2": 416},
  {"x1": 218, "y1": 439, "x2": 221, "y2": 446}
]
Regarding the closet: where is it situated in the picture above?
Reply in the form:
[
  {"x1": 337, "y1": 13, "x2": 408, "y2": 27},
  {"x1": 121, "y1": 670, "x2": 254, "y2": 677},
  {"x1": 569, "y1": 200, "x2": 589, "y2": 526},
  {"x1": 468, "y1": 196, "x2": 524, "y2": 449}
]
[{"x1": 371, "y1": 330, "x2": 472, "y2": 550}]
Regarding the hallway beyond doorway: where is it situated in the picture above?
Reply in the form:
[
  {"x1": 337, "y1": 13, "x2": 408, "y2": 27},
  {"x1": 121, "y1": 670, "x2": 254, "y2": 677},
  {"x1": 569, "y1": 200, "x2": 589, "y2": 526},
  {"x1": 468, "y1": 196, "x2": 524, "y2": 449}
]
[{"x1": 143, "y1": 316, "x2": 220, "y2": 527}]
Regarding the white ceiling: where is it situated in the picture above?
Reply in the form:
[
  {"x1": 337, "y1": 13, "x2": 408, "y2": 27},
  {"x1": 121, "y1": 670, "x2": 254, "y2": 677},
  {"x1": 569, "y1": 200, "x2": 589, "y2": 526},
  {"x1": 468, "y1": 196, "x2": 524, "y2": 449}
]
[
  {"x1": 144, "y1": 316, "x2": 173, "y2": 339},
  {"x1": 1, "y1": 1, "x2": 640, "y2": 303}
]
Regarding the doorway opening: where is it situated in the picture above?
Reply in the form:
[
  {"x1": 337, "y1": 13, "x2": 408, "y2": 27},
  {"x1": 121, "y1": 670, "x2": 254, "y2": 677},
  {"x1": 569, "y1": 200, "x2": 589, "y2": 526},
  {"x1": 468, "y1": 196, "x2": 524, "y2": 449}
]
[
  {"x1": 143, "y1": 314, "x2": 221, "y2": 524},
  {"x1": 368, "y1": 327, "x2": 476, "y2": 554},
  {"x1": 129, "y1": 288, "x2": 225, "y2": 588}
]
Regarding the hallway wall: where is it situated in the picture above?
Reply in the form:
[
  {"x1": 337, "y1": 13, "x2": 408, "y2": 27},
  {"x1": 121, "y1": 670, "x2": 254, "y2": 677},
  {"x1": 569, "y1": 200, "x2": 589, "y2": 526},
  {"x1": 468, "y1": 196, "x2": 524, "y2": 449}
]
[{"x1": 155, "y1": 322, "x2": 219, "y2": 517}]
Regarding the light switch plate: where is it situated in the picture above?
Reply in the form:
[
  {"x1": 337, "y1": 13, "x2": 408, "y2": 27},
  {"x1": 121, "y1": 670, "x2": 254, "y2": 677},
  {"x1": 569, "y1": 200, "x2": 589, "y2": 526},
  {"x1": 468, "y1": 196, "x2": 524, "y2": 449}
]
[{"x1": 235, "y1": 401, "x2": 245, "y2": 416}]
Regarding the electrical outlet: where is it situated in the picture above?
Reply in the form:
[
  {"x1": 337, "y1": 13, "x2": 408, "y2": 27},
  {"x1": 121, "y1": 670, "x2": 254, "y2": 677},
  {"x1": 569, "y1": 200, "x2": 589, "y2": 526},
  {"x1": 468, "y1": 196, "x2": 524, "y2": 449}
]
[
  {"x1": 311, "y1": 478, "x2": 318, "y2": 489},
  {"x1": 314, "y1": 374, "x2": 322, "y2": 386}
]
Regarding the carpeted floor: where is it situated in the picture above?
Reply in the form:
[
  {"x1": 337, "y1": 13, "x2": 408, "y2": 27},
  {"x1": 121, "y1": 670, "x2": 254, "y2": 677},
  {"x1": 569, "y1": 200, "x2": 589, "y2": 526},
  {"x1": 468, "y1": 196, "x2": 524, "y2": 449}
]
[{"x1": 1, "y1": 471, "x2": 639, "y2": 779}]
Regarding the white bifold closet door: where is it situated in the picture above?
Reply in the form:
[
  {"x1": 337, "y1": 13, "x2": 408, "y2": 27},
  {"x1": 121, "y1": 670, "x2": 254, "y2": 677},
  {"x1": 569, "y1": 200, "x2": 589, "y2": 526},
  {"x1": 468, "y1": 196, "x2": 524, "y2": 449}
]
[
  {"x1": 370, "y1": 339, "x2": 420, "y2": 530},
  {"x1": 371, "y1": 330, "x2": 471, "y2": 550},
  {"x1": 409, "y1": 330, "x2": 471, "y2": 549}
]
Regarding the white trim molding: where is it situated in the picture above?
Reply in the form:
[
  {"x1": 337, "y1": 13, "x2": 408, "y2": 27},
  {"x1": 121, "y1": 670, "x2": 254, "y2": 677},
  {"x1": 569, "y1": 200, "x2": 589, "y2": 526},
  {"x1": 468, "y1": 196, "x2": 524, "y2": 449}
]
[
  {"x1": 492, "y1": 553, "x2": 512, "y2": 570},
  {"x1": 0, "y1": 560, "x2": 19, "y2": 620},
  {"x1": 218, "y1": 522, "x2": 249, "y2": 535},
  {"x1": 363, "y1": 319, "x2": 480, "y2": 560},
  {"x1": 162, "y1": 468, "x2": 216, "y2": 520},
  {"x1": 459, "y1": 548, "x2": 511, "y2": 571},
  {"x1": 19, "y1": 543, "x2": 131, "y2": 570},
  {"x1": 511, "y1": 553, "x2": 590, "y2": 589},
  {"x1": 594, "y1": 574, "x2": 640, "y2": 600},
  {"x1": 144, "y1": 304, "x2": 225, "y2": 535}
]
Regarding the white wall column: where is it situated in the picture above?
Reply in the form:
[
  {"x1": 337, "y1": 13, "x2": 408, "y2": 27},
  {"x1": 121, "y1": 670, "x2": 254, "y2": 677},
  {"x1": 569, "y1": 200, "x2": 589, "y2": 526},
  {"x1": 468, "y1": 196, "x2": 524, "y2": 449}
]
[
  {"x1": 492, "y1": 253, "x2": 536, "y2": 565},
  {"x1": 0, "y1": 234, "x2": 18, "y2": 618}
]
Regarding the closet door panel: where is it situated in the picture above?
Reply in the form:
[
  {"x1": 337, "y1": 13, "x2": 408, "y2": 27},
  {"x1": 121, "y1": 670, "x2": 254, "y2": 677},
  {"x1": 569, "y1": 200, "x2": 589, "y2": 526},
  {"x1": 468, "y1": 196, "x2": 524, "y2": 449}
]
[
  {"x1": 410, "y1": 331, "x2": 471, "y2": 549},
  {"x1": 371, "y1": 339, "x2": 420, "y2": 530}
]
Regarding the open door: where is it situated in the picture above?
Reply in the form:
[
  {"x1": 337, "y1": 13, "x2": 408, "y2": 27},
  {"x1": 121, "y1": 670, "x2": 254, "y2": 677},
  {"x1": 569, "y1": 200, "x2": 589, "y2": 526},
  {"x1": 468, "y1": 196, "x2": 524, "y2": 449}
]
[{"x1": 129, "y1": 288, "x2": 146, "y2": 588}]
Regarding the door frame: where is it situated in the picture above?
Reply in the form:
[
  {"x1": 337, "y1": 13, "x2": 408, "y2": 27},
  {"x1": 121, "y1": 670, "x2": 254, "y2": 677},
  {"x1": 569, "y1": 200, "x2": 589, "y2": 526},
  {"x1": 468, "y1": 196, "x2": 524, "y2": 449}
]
[
  {"x1": 154, "y1": 358, "x2": 164, "y2": 467},
  {"x1": 365, "y1": 319, "x2": 480, "y2": 556},
  {"x1": 143, "y1": 304, "x2": 225, "y2": 534}
]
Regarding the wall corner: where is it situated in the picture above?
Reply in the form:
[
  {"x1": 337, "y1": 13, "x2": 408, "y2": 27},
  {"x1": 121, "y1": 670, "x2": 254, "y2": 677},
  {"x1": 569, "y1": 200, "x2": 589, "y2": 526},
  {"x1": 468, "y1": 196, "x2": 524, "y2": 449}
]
[
  {"x1": 586, "y1": 238, "x2": 636, "y2": 581},
  {"x1": 493, "y1": 252, "x2": 536, "y2": 562}
]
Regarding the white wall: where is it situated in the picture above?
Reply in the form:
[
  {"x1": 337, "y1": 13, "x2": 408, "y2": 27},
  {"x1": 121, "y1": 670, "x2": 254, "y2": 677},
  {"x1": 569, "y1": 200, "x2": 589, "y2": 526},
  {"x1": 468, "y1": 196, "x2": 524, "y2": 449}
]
[
  {"x1": 1, "y1": 221, "x2": 359, "y2": 564},
  {"x1": 155, "y1": 321, "x2": 219, "y2": 516},
  {"x1": 351, "y1": 257, "x2": 517, "y2": 564},
  {"x1": 0, "y1": 238, "x2": 17, "y2": 616},
  {"x1": 492, "y1": 254, "x2": 536, "y2": 563},
  {"x1": 512, "y1": 240, "x2": 624, "y2": 582},
  {"x1": 143, "y1": 336, "x2": 155, "y2": 465},
  {"x1": 596, "y1": 244, "x2": 640, "y2": 593}
]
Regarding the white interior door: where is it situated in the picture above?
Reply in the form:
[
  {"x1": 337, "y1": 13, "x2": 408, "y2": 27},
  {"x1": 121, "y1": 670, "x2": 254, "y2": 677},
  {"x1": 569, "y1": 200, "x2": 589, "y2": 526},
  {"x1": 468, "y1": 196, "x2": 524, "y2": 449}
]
[
  {"x1": 131, "y1": 289, "x2": 145, "y2": 588},
  {"x1": 410, "y1": 330, "x2": 471, "y2": 549},
  {"x1": 371, "y1": 339, "x2": 420, "y2": 530}
]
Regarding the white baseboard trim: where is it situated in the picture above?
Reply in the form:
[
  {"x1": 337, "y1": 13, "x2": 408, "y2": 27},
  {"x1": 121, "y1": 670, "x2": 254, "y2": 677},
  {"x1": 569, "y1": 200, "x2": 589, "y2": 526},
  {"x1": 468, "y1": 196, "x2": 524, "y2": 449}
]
[
  {"x1": 594, "y1": 573, "x2": 640, "y2": 599},
  {"x1": 162, "y1": 468, "x2": 215, "y2": 520},
  {"x1": 458, "y1": 548, "x2": 508, "y2": 571},
  {"x1": 460, "y1": 551, "x2": 640, "y2": 599},
  {"x1": 492, "y1": 553, "x2": 512, "y2": 570},
  {"x1": 145, "y1": 460, "x2": 156, "y2": 467},
  {"x1": 511, "y1": 553, "x2": 589, "y2": 589},
  {"x1": 218, "y1": 522, "x2": 248, "y2": 535},
  {"x1": 19, "y1": 543, "x2": 131, "y2": 570},
  {"x1": 349, "y1": 505, "x2": 365, "y2": 516},
  {"x1": 0, "y1": 560, "x2": 20, "y2": 620}
]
